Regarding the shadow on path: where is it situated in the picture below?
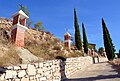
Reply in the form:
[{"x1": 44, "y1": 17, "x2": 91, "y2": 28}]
[
  {"x1": 65, "y1": 74, "x2": 120, "y2": 81},
  {"x1": 65, "y1": 62, "x2": 120, "y2": 81}
]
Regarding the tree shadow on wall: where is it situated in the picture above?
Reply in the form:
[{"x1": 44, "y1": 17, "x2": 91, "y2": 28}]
[{"x1": 56, "y1": 56, "x2": 67, "y2": 81}]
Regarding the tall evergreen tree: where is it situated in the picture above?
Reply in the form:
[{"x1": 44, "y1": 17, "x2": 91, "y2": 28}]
[
  {"x1": 102, "y1": 18, "x2": 115, "y2": 60},
  {"x1": 82, "y1": 23, "x2": 88, "y2": 54},
  {"x1": 74, "y1": 8, "x2": 82, "y2": 50}
]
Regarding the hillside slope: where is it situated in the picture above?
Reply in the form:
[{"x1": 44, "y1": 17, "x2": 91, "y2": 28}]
[
  {"x1": 0, "y1": 18, "x2": 83, "y2": 66},
  {"x1": 24, "y1": 29, "x2": 70, "y2": 60}
]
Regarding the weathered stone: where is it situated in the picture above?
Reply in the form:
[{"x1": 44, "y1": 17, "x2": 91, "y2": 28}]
[
  {"x1": 39, "y1": 63, "x2": 43, "y2": 68},
  {"x1": 39, "y1": 77, "x2": 46, "y2": 80},
  {"x1": 29, "y1": 76, "x2": 35, "y2": 80},
  {"x1": 43, "y1": 67, "x2": 49, "y2": 72},
  {"x1": 21, "y1": 77, "x2": 29, "y2": 81},
  {"x1": 27, "y1": 64, "x2": 36, "y2": 75},
  {"x1": 15, "y1": 79, "x2": 21, "y2": 81},
  {"x1": 35, "y1": 74, "x2": 40, "y2": 79},
  {"x1": 20, "y1": 64, "x2": 27, "y2": 69},
  {"x1": 43, "y1": 70, "x2": 51, "y2": 76},
  {"x1": 0, "y1": 73, "x2": 5, "y2": 80},
  {"x1": 18, "y1": 70, "x2": 26, "y2": 77},
  {"x1": 53, "y1": 79, "x2": 61, "y2": 81},
  {"x1": 34, "y1": 63, "x2": 39, "y2": 68},
  {"x1": 0, "y1": 56, "x2": 93, "y2": 81},
  {"x1": 37, "y1": 68, "x2": 43, "y2": 74},
  {"x1": 14, "y1": 66, "x2": 20, "y2": 70},
  {"x1": 30, "y1": 80, "x2": 36, "y2": 81},
  {"x1": 5, "y1": 70, "x2": 17, "y2": 79},
  {"x1": 6, "y1": 66, "x2": 13, "y2": 70},
  {"x1": 17, "y1": 48, "x2": 39, "y2": 64}
]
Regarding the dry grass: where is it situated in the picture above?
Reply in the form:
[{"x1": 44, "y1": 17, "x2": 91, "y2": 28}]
[
  {"x1": 25, "y1": 44, "x2": 48, "y2": 58},
  {"x1": 24, "y1": 29, "x2": 85, "y2": 60},
  {"x1": 52, "y1": 46, "x2": 61, "y2": 50},
  {"x1": 25, "y1": 42, "x2": 65, "y2": 60},
  {"x1": 0, "y1": 43, "x2": 20, "y2": 66},
  {"x1": 25, "y1": 39, "x2": 84, "y2": 60},
  {"x1": 66, "y1": 51, "x2": 84, "y2": 58}
]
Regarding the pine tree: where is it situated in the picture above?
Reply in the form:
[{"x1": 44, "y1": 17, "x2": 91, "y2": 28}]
[
  {"x1": 74, "y1": 8, "x2": 82, "y2": 50},
  {"x1": 102, "y1": 18, "x2": 115, "y2": 60},
  {"x1": 82, "y1": 23, "x2": 88, "y2": 54}
]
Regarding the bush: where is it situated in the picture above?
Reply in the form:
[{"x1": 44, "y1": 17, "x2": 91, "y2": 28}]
[
  {"x1": 66, "y1": 51, "x2": 84, "y2": 58},
  {"x1": 53, "y1": 46, "x2": 61, "y2": 50},
  {"x1": 56, "y1": 56, "x2": 66, "y2": 61}
]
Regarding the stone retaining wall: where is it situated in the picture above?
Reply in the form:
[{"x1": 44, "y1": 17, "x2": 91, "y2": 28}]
[{"x1": 0, "y1": 56, "x2": 93, "y2": 81}]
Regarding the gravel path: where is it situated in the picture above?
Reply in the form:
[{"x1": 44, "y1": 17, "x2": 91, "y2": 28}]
[{"x1": 65, "y1": 59, "x2": 120, "y2": 81}]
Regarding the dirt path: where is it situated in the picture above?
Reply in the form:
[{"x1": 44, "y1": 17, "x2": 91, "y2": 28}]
[{"x1": 65, "y1": 59, "x2": 120, "y2": 81}]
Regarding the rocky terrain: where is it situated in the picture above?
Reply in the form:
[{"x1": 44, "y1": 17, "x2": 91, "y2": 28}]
[{"x1": 0, "y1": 17, "x2": 83, "y2": 66}]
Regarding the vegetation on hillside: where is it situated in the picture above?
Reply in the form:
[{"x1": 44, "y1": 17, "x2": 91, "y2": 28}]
[
  {"x1": 34, "y1": 21, "x2": 46, "y2": 31},
  {"x1": 19, "y1": 4, "x2": 32, "y2": 28},
  {"x1": 24, "y1": 29, "x2": 84, "y2": 60},
  {"x1": 74, "y1": 8, "x2": 82, "y2": 50},
  {"x1": 98, "y1": 47, "x2": 104, "y2": 55},
  {"x1": 0, "y1": 37, "x2": 20, "y2": 66},
  {"x1": 102, "y1": 18, "x2": 115, "y2": 60}
]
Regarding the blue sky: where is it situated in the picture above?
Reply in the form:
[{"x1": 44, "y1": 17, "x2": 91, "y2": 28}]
[{"x1": 0, "y1": 0, "x2": 120, "y2": 52}]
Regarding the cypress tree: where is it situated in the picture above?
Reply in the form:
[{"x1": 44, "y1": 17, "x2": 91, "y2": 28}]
[
  {"x1": 74, "y1": 8, "x2": 82, "y2": 50},
  {"x1": 102, "y1": 18, "x2": 115, "y2": 60},
  {"x1": 82, "y1": 23, "x2": 88, "y2": 54}
]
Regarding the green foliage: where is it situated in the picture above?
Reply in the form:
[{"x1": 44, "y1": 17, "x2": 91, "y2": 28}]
[
  {"x1": 26, "y1": 19, "x2": 32, "y2": 28},
  {"x1": 119, "y1": 50, "x2": 120, "y2": 54},
  {"x1": 34, "y1": 22, "x2": 46, "y2": 31},
  {"x1": 102, "y1": 18, "x2": 115, "y2": 60},
  {"x1": 34, "y1": 22, "x2": 42, "y2": 30},
  {"x1": 82, "y1": 23, "x2": 88, "y2": 54},
  {"x1": 19, "y1": 4, "x2": 29, "y2": 16},
  {"x1": 74, "y1": 8, "x2": 82, "y2": 50},
  {"x1": 88, "y1": 45, "x2": 93, "y2": 49},
  {"x1": 98, "y1": 47, "x2": 104, "y2": 55},
  {"x1": 19, "y1": 4, "x2": 33, "y2": 28}
]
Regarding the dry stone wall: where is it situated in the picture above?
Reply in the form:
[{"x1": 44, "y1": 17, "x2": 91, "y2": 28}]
[{"x1": 0, "y1": 56, "x2": 93, "y2": 81}]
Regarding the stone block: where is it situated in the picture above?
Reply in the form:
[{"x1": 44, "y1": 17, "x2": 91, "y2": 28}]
[
  {"x1": 27, "y1": 64, "x2": 36, "y2": 76},
  {"x1": 43, "y1": 70, "x2": 51, "y2": 76},
  {"x1": 14, "y1": 66, "x2": 20, "y2": 70},
  {"x1": 21, "y1": 77, "x2": 29, "y2": 81},
  {"x1": 5, "y1": 70, "x2": 17, "y2": 79},
  {"x1": 37, "y1": 68, "x2": 43, "y2": 74},
  {"x1": 29, "y1": 76, "x2": 35, "y2": 80},
  {"x1": 42, "y1": 67, "x2": 48, "y2": 72},
  {"x1": 0, "y1": 73, "x2": 5, "y2": 81},
  {"x1": 35, "y1": 74, "x2": 41, "y2": 79},
  {"x1": 6, "y1": 66, "x2": 13, "y2": 70},
  {"x1": 34, "y1": 63, "x2": 39, "y2": 68},
  {"x1": 53, "y1": 80, "x2": 61, "y2": 81},
  {"x1": 39, "y1": 77, "x2": 46, "y2": 81},
  {"x1": 18, "y1": 70, "x2": 26, "y2": 78},
  {"x1": 30, "y1": 80, "x2": 36, "y2": 81},
  {"x1": 39, "y1": 63, "x2": 43, "y2": 67},
  {"x1": 15, "y1": 79, "x2": 21, "y2": 81},
  {"x1": 20, "y1": 64, "x2": 27, "y2": 69}
]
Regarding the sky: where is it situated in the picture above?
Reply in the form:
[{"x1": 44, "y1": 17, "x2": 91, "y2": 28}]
[{"x1": 0, "y1": 0, "x2": 120, "y2": 52}]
